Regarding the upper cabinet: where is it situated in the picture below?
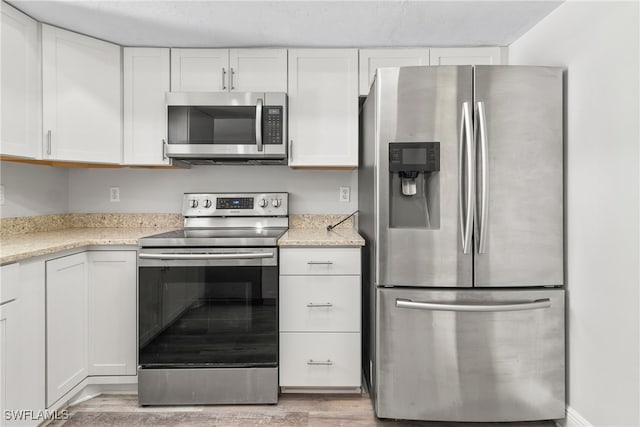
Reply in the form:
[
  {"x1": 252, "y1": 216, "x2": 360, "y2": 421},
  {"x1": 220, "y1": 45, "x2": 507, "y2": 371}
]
[
  {"x1": 429, "y1": 47, "x2": 504, "y2": 66},
  {"x1": 288, "y1": 49, "x2": 358, "y2": 168},
  {"x1": 171, "y1": 48, "x2": 287, "y2": 92},
  {"x1": 42, "y1": 25, "x2": 122, "y2": 164},
  {"x1": 123, "y1": 47, "x2": 170, "y2": 166},
  {"x1": 359, "y1": 48, "x2": 430, "y2": 96},
  {"x1": 0, "y1": 3, "x2": 41, "y2": 159}
]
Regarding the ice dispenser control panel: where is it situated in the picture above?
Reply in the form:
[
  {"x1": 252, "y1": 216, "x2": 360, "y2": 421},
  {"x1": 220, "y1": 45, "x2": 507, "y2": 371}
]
[{"x1": 389, "y1": 142, "x2": 440, "y2": 172}]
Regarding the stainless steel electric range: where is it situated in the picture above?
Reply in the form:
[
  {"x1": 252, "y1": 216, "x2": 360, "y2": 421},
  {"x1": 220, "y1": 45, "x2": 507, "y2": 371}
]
[{"x1": 137, "y1": 192, "x2": 288, "y2": 406}]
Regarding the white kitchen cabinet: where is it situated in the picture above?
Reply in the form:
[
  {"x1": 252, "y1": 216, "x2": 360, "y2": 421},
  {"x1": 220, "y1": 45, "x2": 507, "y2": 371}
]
[
  {"x1": 359, "y1": 48, "x2": 430, "y2": 96},
  {"x1": 46, "y1": 252, "x2": 88, "y2": 407},
  {"x1": 279, "y1": 247, "x2": 361, "y2": 391},
  {"x1": 87, "y1": 251, "x2": 137, "y2": 376},
  {"x1": 42, "y1": 25, "x2": 121, "y2": 164},
  {"x1": 429, "y1": 47, "x2": 504, "y2": 66},
  {"x1": 0, "y1": 2, "x2": 40, "y2": 159},
  {"x1": 1, "y1": 261, "x2": 46, "y2": 427},
  {"x1": 123, "y1": 48, "x2": 171, "y2": 166},
  {"x1": 171, "y1": 48, "x2": 287, "y2": 92},
  {"x1": 287, "y1": 49, "x2": 358, "y2": 167}
]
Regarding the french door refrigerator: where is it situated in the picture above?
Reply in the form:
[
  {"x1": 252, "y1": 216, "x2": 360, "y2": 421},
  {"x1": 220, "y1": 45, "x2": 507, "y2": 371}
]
[{"x1": 358, "y1": 65, "x2": 564, "y2": 422}]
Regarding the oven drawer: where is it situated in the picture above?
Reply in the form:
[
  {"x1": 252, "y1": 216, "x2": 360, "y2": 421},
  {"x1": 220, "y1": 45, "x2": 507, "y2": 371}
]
[
  {"x1": 279, "y1": 332, "x2": 361, "y2": 387},
  {"x1": 280, "y1": 275, "x2": 360, "y2": 332},
  {"x1": 280, "y1": 248, "x2": 360, "y2": 275}
]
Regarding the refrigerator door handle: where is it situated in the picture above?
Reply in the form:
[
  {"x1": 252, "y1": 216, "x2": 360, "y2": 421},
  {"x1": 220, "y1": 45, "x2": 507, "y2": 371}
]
[
  {"x1": 459, "y1": 102, "x2": 474, "y2": 254},
  {"x1": 475, "y1": 101, "x2": 489, "y2": 254},
  {"x1": 395, "y1": 298, "x2": 551, "y2": 312}
]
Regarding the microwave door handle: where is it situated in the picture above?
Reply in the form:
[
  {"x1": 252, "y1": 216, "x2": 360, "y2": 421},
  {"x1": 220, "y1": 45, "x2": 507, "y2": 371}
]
[{"x1": 256, "y1": 98, "x2": 263, "y2": 152}]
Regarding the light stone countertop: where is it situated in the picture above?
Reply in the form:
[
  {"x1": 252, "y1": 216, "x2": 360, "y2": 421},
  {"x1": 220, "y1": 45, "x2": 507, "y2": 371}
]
[
  {"x1": 0, "y1": 227, "x2": 177, "y2": 264},
  {"x1": 277, "y1": 227, "x2": 365, "y2": 247}
]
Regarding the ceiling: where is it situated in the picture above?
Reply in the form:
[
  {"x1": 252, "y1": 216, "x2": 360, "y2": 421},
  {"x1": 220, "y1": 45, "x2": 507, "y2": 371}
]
[{"x1": 8, "y1": 0, "x2": 564, "y2": 48}]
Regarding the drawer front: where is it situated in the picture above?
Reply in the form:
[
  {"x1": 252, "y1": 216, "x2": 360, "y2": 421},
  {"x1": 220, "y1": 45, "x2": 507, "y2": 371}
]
[
  {"x1": 279, "y1": 332, "x2": 361, "y2": 387},
  {"x1": 280, "y1": 248, "x2": 360, "y2": 275},
  {"x1": 0, "y1": 263, "x2": 19, "y2": 304},
  {"x1": 280, "y1": 275, "x2": 360, "y2": 332}
]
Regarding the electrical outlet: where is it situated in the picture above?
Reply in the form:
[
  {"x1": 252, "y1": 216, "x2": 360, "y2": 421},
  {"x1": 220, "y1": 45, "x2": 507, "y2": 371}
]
[
  {"x1": 0, "y1": 185, "x2": 4, "y2": 205},
  {"x1": 339, "y1": 186, "x2": 350, "y2": 202},
  {"x1": 109, "y1": 187, "x2": 120, "y2": 202}
]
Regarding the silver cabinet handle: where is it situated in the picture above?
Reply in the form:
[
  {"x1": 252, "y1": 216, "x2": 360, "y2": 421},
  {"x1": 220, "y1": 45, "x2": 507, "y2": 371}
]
[
  {"x1": 396, "y1": 298, "x2": 551, "y2": 313},
  {"x1": 307, "y1": 261, "x2": 333, "y2": 265},
  {"x1": 221, "y1": 67, "x2": 227, "y2": 90},
  {"x1": 289, "y1": 139, "x2": 293, "y2": 162},
  {"x1": 162, "y1": 139, "x2": 167, "y2": 160},
  {"x1": 0, "y1": 298, "x2": 16, "y2": 307},
  {"x1": 306, "y1": 303, "x2": 333, "y2": 308},
  {"x1": 459, "y1": 102, "x2": 474, "y2": 254},
  {"x1": 47, "y1": 130, "x2": 52, "y2": 155},
  {"x1": 307, "y1": 359, "x2": 334, "y2": 366},
  {"x1": 139, "y1": 252, "x2": 274, "y2": 260},
  {"x1": 230, "y1": 67, "x2": 235, "y2": 90},
  {"x1": 256, "y1": 98, "x2": 263, "y2": 152},
  {"x1": 475, "y1": 101, "x2": 489, "y2": 254}
]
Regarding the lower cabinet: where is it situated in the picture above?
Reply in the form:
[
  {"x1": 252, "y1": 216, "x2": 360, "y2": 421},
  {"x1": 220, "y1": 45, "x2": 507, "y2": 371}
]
[
  {"x1": 279, "y1": 247, "x2": 361, "y2": 391},
  {"x1": 46, "y1": 249, "x2": 137, "y2": 407},
  {"x1": 87, "y1": 251, "x2": 137, "y2": 376},
  {"x1": 46, "y1": 252, "x2": 89, "y2": 407},
  {"x1": 1, "y1": 261, "x2": 46, "y2": 427}
]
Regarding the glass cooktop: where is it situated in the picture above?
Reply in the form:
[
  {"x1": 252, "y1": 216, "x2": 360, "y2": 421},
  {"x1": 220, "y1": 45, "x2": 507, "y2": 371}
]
[{"x1": 138, "y1": 227, "x2": 288, "y2": 248}]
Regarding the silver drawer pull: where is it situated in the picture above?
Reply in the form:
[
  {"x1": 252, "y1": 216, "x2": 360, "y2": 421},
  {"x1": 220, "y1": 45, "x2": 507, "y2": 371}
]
[
  {"x1": 396, "y1": 298, "x2": 551, "y2": 313},
  {"x1": 306, "y1": 303, "x2": 333, "y2": 308},
  {"x1": 307, "y1": 359, "x2": 333, "y2": 366},
  {"x1": 307, "y1": 261, "x2": 333, "y2": 265}
]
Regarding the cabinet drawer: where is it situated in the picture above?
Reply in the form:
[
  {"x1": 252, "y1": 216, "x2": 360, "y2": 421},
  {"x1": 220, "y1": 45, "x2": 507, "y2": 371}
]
[
  {"x1": 279, "y1": 332, "x2": 361, "y2": 387},
  {"x1": 280, "y1": 275, "x2": 360, "y2": 332},
  {"x1": 280, "y1": 248, "x2": 360, "y2": 275}
]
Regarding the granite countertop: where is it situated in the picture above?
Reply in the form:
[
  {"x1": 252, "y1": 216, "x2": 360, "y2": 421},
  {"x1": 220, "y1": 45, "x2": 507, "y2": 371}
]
[
  {"x1": 0, "y1": 227, "x2": 178, "y2": 264},
  {"x1": 0, "y1": 213, "x2": 365, "y2": 264},
  {"x1": 277, "y1": 227, "x2": 364, "y2": 247}
]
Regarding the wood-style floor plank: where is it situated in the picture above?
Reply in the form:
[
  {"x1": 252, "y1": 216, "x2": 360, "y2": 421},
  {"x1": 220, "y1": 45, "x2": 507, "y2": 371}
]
[{"x1": 50, "y1": 393, "x2": 558, "y2": 426}]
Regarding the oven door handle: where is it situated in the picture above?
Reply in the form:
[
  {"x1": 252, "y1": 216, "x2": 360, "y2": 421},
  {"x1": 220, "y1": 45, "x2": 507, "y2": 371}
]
[{"x1": 139, "y1": 252, "x2": 274, "y2": 260}]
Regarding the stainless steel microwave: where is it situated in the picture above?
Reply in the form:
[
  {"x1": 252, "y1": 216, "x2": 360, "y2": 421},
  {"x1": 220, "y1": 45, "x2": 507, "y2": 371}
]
[{"x1": 165, "y1": 92, "x2": 287, "y2": 164}]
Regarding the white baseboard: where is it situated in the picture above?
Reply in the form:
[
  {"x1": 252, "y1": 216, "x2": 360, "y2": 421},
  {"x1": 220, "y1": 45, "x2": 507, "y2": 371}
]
[{"x1": 555, "y1": 405, "x2": 593, "y2": 427}]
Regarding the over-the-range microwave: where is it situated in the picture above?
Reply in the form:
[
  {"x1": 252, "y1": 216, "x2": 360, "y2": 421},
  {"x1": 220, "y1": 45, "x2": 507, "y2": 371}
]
[{"x1": 165, "y1": 92, "x2": 287, "y2": 165}]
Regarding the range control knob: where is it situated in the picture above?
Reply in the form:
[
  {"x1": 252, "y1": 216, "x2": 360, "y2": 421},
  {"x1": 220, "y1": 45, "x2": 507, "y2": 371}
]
[
  {"x1": 271, "y1": 199, "x2": 281, "y2": 208},
  {"x1": 258, "y1": 199, "x2": 268, "y2": 208},
  {"x1": 203, "y1": 199, "x2": 212, "y2": 208},
  {"x1": 190, "y1": 200, "x2": 199, "y2": 208}
]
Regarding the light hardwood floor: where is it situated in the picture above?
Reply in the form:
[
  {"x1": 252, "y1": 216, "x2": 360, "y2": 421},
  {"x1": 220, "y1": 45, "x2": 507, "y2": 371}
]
[{"x1": 49, "y1": 393, "x2": 557, "y2": 426}]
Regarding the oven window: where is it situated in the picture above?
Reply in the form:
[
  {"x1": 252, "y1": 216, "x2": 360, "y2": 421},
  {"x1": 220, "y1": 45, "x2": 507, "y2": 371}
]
[
  {"x1": 168, "y1": 106, "x2": 257, "y2": 145},
  {"x1": 138, "y1": 265, "x2": 277, "y2": 368}
]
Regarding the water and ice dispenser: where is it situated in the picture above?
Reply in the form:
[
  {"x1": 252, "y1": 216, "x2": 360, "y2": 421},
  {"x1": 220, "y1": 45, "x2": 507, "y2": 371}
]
[{"x1": 388, "y1": 142, "x2": 440, "y2": 229}]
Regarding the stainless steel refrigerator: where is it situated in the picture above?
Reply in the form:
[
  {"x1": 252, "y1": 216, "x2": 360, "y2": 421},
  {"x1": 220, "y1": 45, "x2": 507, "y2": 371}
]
[{"x1": 358, "y1": 65, "x2": 564, "y2": 422}]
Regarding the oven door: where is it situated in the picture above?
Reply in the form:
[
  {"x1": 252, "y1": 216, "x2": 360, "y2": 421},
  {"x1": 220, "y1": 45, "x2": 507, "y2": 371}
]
[
  {"x1": 165, "y1": 92, "x2": 287, "y2": 160},
  {"x1": 138, "y1": 247, "x2": 278, "y2": 369}
]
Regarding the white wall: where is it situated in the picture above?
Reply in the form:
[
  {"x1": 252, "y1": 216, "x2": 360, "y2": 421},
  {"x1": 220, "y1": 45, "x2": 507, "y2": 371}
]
[
  {"x1": 0, "y1": 161, "x2": 69, "y2": 218},
  {"x1": 510, "y1": 2, "x2": 639, "y2": 426},
  {"x1": 67, "y1": 166, "x2": 358, "y2": 214}
]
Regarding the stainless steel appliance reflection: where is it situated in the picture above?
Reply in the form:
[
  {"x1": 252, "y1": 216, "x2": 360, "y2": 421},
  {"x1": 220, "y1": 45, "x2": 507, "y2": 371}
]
[
  {"x1": 137, "y1": 192, "x2": 288, "y2": 405},
  {"x1": 359, "y1": 65, "x2": 565, "y2": 422}
]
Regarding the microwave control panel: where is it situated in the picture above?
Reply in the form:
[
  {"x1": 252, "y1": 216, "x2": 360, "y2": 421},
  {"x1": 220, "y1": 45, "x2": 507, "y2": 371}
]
[{"x1": 263, "y1": 107, "x2": 283, "y2": 145}]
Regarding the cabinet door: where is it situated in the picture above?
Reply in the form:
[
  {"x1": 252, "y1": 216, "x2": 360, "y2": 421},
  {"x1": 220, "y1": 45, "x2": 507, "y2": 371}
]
[
  {"x1": 288, "y1": 49, "x2": 358, "y2": 167},
  {"x1": 0, "y1": 3, "x2": 40, "y2": 159},
  {"x1": 123, "y1": 48, "x2": 170, "y2": 165},
  {"x1": 87, "y1": 251, "x2": 137, "y2": 376},
  {"x1": 359, "y1": 48, "x2": 429, "y2": 96},
  {"x1": 0, "y1": 300, "x2": 18, "y2": 427},
  {"x1": 229, "y1": 49, "x2": 287, "y2": 92},
  {"x1": 171, "y1": 48, "x2": 228, "y2": 91},
  {"x1": 42, "y1": 25, "x2": 121, "y2": 164},
  {"x1": 46, "y1": 253, "x2": 88, "y2": 407},
  {"x1": 429, "y1": 47, "x2": 504, "y2": 66}
]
